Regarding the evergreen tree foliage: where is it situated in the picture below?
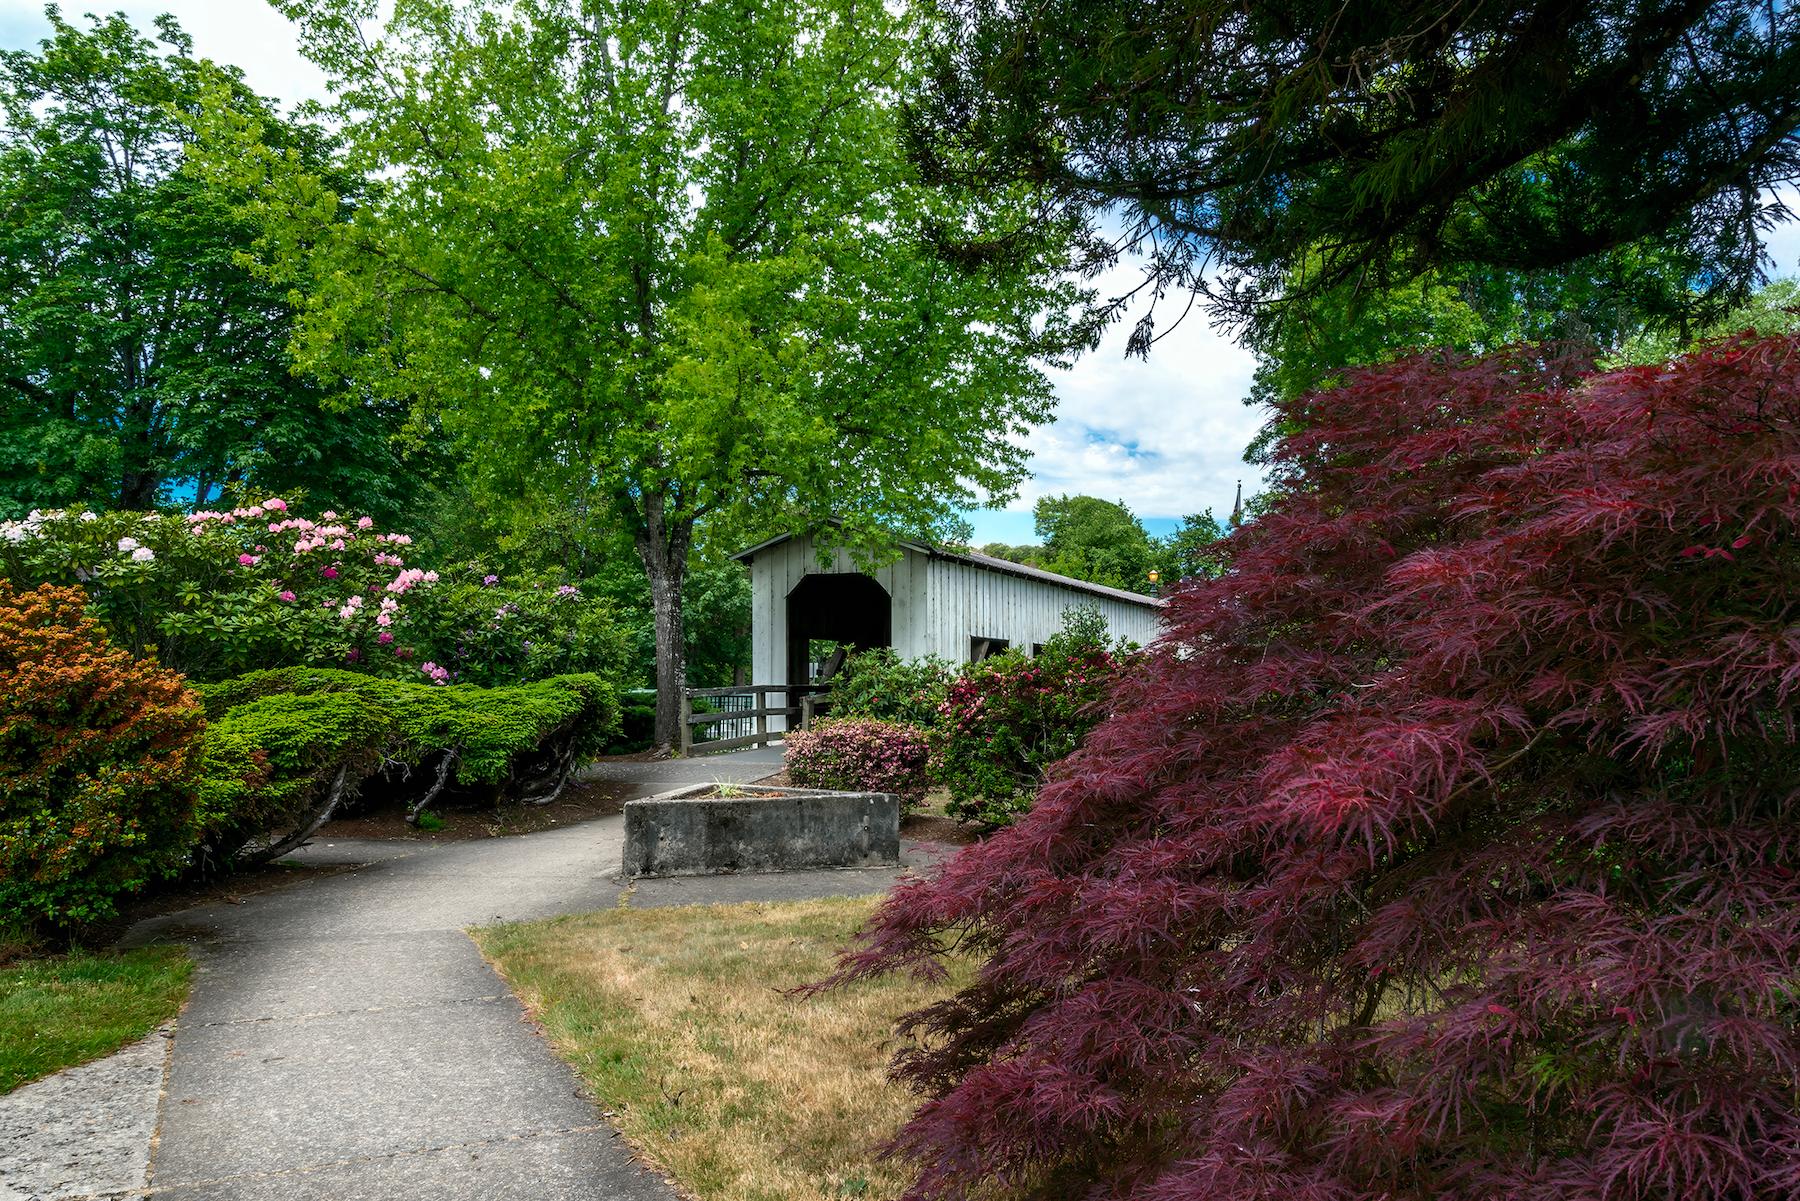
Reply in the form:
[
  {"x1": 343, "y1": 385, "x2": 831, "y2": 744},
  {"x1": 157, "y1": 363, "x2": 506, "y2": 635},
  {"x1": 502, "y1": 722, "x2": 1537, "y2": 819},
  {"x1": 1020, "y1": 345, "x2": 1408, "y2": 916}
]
[{"x1": 911, "y1": 0, "x2": 1800, "y2": 342}]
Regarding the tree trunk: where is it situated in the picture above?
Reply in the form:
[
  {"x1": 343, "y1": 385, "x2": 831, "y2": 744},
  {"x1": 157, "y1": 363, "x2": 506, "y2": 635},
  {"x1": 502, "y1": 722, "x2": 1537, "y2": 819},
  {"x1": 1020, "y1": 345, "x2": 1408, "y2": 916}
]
[{"x1": 636, "y1": 492, "x2": 692, "y2": 752}]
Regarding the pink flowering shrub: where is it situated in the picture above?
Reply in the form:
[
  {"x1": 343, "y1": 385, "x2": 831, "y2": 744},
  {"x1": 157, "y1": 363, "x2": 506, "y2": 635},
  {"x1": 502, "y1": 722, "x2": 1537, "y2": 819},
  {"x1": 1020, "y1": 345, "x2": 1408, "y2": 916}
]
[
  {"x1": 785, "y1": 718, "x2": 931, "y2": 804},
  {"x1": 934, "y1": 607, "x2": 1128, "y2": 827},
  {"x1": 0, "y1": 503, "x2": 624, "y2": 685}
]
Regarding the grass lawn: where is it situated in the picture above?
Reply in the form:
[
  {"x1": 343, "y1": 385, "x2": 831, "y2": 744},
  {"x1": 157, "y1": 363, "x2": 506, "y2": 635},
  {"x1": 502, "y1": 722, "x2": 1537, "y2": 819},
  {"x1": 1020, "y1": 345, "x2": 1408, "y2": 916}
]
[
  {"x1": 473, "y1": 896, "x2": 966, "y2": 1201},
  {"x1": 0, "y1": 946, "x2": 194, "y2": 1094}
]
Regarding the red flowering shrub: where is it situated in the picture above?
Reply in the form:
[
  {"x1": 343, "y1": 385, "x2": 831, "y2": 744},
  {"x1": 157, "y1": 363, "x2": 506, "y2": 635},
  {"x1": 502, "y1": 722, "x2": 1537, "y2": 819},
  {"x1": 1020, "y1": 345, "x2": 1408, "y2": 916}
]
[
  {"x1": 933, "y1": 607, "x2": 1124, "y2": 826},
  {"x1": 836, "y1": 337, "x2": 1800, "y2": 1200},
  {"x1": 0, "y1": 582, "x2": 204, "y2": 926},
  {"x1": 785, "y1": 717, "x2": 932, "y2": 803}
]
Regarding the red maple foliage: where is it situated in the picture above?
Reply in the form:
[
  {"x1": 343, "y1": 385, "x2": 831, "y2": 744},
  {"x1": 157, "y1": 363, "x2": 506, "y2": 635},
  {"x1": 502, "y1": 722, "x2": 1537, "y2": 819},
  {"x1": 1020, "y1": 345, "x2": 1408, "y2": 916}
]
[{"x1": 835, "y1": 337, "x2": 1800, "y2": 1200}]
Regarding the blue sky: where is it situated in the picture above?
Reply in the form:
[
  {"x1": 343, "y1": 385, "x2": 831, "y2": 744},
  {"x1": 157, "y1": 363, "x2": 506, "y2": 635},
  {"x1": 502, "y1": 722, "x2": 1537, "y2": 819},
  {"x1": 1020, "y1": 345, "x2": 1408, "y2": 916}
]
[{"x1": 7, "y1": 0, "x2": 1797, "y2": 549}]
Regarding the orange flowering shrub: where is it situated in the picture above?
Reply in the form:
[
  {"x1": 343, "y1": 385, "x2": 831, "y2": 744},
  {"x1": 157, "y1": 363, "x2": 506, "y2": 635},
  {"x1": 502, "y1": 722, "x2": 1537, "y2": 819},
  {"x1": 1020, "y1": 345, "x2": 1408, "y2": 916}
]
[{"x1": 0, "y1": 581, "x2": 204, "y2": 926}]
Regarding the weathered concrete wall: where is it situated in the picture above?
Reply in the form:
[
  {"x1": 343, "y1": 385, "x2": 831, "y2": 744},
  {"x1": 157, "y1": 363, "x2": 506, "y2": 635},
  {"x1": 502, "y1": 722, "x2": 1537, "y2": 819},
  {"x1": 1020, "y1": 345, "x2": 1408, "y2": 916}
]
[{"x1": 622, "y1": 785, "x2": 900, "y2": 878}]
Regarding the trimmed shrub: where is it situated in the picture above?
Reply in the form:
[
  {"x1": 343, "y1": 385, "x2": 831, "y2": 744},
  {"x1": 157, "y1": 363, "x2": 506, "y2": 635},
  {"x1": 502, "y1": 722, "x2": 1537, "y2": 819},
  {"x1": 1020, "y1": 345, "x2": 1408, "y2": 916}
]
[
  {"x1": 0, "y1": 582, "x2": 204, "y2": 926},
  {"x1": 835, "y1": 338, "x2": 1800, "y2": 1201},
  {"x1": 194, "y1": 668, "x2": 619, "y2": 868},
  {"x1": 933, "y1": 607, "x2": 1126, "y2": 827},
  {"x1": 825, "y1": 648, "x2": 956, "y2": 726},
  {"x1": 785, "y1": 718, "x2": 931, "y2": 803}
]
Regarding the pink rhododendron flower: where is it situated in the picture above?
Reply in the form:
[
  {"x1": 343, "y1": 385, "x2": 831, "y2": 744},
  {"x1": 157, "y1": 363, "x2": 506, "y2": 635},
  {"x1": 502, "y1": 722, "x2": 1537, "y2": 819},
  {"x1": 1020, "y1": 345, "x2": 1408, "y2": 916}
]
[
  {"x1": 378, "y1": 631, "x2": 394, "y2": 645},
  {"x1": 264, "y1": 497, "x2": 287, "y2": 512},
  {"x1": 322, "y1": 566, "x2": 339, "y2": 579},
  {"x1": 357, "y1": 516, "x2": 374, "y2": 529},
  {"x1": 238, "y1": 553, "x2": 257, "y2": 566},
  {"x1": 322, "y1": 510, "x2": 338, "y2": 520},
  {"x1": 376, "y1": 613, "x2": 391, "y2": 627},
  {"x1": 277, "y1": 590, "x2": 296, "y2": 602},
  {"x1": 330, "y1": 538, "x2": 346, "y2": 551}
]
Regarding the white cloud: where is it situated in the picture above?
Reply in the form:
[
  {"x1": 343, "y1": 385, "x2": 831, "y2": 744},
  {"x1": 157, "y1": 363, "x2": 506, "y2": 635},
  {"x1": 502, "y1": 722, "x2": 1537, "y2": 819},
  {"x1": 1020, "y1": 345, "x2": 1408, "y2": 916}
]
[
  {"x1": 0, "y1": 1, "x2": 330, "y2": 111},
  {"x1": 1015, "y1": 259, "x2": 1270, "y2": 525}
]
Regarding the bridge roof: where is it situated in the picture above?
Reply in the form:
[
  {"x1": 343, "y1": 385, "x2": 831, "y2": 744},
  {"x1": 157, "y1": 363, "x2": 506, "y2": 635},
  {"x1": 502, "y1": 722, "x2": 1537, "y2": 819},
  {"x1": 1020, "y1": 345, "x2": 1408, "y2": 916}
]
[{"x1": 732, "y1": 531, "x2": 1165, "y2": 610}]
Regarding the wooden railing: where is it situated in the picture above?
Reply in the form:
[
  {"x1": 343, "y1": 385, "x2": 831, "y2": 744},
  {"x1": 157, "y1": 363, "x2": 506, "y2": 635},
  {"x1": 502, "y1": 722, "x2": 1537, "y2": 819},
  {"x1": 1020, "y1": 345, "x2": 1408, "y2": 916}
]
[{"x1": 679, "y1": 684, "x2": 829, "y2": 756}]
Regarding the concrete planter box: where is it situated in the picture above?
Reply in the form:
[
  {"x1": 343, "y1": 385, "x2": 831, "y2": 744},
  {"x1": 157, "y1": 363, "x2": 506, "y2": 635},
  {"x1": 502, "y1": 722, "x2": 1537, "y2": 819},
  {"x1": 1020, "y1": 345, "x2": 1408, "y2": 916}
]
[{"x1": 622, "y1": 784, "x2": 900, "y2": 878}]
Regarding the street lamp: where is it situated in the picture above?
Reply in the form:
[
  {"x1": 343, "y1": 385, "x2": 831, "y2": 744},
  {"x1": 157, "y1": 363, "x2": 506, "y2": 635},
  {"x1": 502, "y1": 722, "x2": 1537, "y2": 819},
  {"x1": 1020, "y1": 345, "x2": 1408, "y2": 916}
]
[{"x1": 1146, "y1": 568, "x2": 1161, "y2": 596}]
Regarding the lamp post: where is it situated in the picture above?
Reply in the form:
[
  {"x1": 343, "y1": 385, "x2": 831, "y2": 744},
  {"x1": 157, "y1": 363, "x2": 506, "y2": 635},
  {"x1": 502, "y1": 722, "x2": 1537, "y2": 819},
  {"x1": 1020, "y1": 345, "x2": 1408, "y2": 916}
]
[{"x1": 1146, "y1": 568, "x2": 1161, "y2": 597}]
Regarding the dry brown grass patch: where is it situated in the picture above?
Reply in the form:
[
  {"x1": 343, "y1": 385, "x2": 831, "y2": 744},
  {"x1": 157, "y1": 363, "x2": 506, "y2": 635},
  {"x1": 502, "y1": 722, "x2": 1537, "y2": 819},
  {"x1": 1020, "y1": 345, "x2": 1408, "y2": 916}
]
[{"x1": 472, "y1": 895, "x2": 963, "y2": 1201}]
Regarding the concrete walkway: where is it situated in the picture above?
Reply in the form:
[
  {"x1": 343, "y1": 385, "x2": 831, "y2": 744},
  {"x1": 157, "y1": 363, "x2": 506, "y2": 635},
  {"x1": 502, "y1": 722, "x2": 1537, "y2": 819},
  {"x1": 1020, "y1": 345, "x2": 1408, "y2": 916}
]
[{"x1": 1, "y1": 748, "x2": 945, "y2": 1201}]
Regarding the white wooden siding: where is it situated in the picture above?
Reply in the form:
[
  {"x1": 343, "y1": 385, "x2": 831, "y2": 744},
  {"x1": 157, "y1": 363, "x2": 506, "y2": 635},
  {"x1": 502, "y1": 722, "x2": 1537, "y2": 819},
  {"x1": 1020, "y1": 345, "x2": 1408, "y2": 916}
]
[
  {"x1": 746, "y1": 536, "x2": 928, "y2": 686},
  {"x1": 921, "y1": 556, "x2": 1161, "y2": 658},
  {"x1": 745, "y1": 533, "x2": 1164, "y2": 697}
]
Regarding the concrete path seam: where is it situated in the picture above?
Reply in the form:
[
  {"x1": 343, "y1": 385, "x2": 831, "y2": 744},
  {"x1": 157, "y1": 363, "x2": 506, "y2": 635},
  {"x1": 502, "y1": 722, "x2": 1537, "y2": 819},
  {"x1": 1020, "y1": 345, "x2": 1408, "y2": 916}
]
[
  {"x1": 142, "y1": 1017, "x2": 178, "y2": 1193},
  {"x1": 188, "y1": 992, "x2": 511, "y2": 1028},
  {"x1": 139, "y1": 1123, "x2": 620, "y2": 1190}
]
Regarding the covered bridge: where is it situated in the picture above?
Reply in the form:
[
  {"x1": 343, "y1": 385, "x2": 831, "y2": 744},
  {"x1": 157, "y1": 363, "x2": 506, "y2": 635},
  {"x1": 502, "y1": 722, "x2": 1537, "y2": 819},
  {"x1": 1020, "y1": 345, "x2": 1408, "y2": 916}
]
[{"x1": 732, "y1": 530, "x2": 1165, "y2": 696}]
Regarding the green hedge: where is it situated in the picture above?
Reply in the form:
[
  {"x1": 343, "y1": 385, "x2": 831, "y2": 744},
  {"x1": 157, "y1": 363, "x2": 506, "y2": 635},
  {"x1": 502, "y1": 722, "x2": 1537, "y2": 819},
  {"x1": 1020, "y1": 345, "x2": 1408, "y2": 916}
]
[{"x1": 193, "y1": 668, "x2": 618, "y2": 869}]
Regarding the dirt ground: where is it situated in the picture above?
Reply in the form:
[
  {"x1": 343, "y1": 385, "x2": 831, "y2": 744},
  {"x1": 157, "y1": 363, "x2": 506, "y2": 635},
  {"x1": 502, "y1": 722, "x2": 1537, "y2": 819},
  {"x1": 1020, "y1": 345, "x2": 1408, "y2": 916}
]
[
  {"x1": 315, "y1": 776, "x2": 637, "y2": 843},
  {"x1": 751, "y1": 770, "x2": 982, "y2": 847}
]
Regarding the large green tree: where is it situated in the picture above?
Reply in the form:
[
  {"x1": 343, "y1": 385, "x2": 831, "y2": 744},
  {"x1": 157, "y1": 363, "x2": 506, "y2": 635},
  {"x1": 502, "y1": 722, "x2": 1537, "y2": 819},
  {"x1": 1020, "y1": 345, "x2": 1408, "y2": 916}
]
[
  {"x1": 910, "y1": 0, "x2": 1800, "y2": 343},
  {"x1": 1032, "y1": 494, "x2": 1156, "y2": 592},
  {"x1": 0, "y1": 7, "x2": 417, "y2": 519},
  {"x1": 214, "y1": 0, "x2": 1082, "y2": 747}
]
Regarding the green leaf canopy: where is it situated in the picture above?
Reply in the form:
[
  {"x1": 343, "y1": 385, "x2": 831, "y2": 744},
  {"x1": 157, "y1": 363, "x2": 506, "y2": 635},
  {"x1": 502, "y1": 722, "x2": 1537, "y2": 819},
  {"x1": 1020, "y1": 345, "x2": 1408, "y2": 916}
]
[{"x1": 210, "y1": 0, "x2": 1085, "y2": 744}]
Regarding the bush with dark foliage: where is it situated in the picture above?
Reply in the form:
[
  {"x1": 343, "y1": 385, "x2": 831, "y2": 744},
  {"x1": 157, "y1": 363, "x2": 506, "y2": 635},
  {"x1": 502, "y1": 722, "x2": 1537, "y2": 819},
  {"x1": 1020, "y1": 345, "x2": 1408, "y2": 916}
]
[{"x1": 834, "y1": 337, "x2": 1800, "y2": 1200}]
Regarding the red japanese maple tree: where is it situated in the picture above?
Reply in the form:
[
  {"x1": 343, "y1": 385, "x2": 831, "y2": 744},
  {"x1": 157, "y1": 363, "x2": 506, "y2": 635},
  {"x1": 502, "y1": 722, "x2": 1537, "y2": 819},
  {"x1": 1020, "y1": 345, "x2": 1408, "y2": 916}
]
[{"x1": 836, "y1": 337, "x2": 1800, "y2": 1199}]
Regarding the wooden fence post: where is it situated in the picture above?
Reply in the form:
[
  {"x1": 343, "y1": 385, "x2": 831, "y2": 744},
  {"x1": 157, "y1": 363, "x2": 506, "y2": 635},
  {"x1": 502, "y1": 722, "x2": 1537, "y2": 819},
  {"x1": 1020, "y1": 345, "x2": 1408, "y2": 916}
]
[
  {"x1": 678, "y1": 691, "x2": 693, "y2": 758},
  {"x1": 755, "y1": 687, "x2": 769, "y2": 749}
]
